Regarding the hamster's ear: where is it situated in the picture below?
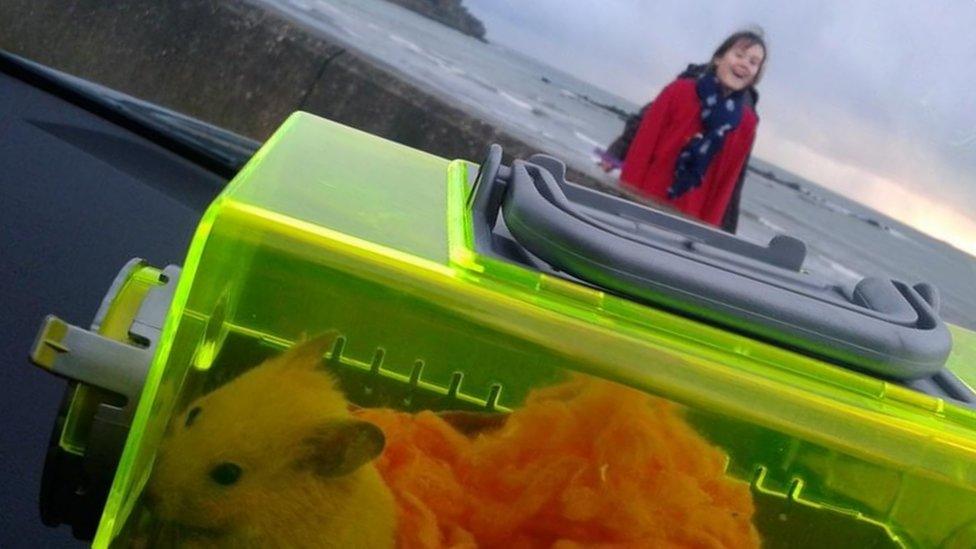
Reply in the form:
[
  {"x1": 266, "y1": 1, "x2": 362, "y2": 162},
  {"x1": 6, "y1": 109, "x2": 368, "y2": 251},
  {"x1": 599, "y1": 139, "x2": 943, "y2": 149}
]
[
  {"x1": 295, "y1": 419, "x2": 385, "y2": 477},
  {"x1": 274, "y1": 331, "x2": 340, "y2": 372}
]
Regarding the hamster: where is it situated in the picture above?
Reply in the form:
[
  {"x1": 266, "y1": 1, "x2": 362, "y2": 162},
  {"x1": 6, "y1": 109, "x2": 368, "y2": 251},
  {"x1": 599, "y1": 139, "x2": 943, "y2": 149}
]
[{"x1": 145, "y1": 332, "x2": 396, "y2": 548}]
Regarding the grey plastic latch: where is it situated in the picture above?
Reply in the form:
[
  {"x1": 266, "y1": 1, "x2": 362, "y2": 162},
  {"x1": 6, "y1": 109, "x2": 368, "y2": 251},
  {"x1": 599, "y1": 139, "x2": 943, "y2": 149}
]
[
  {"x1": 31, "y1": 316, "x2": 152, "y2": 403},
  {"x1": 29, "y1": 263, "x2": 181, "y2": 405},
  {"x1": 28, "y1": 259, "x2": 181, "y2": 540}
]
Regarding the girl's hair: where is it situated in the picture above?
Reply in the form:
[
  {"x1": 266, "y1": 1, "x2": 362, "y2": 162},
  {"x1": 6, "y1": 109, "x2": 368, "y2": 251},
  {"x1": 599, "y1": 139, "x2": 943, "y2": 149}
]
[{"x1": 710, "y1": 29, "x2": 768, "y2": 86}]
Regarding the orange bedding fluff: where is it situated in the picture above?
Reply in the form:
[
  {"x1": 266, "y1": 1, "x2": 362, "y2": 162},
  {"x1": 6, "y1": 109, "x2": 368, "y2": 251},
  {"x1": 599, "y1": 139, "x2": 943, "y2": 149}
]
[{"x1": 357, "y1": 376, "x2": 759, "y2": 549}]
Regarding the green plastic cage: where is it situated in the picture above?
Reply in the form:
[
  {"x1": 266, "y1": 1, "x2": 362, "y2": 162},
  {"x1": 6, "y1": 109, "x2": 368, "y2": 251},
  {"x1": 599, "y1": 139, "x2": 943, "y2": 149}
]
[{"x1": 30, "y1": 112, "x2": 976, "y2": 548}]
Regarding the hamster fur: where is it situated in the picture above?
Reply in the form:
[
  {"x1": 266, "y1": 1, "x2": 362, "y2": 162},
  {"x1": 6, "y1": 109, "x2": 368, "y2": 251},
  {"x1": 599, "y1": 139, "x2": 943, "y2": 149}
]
[{"x1": 146, "y1": 332, "x2": 396, "y2": 548}]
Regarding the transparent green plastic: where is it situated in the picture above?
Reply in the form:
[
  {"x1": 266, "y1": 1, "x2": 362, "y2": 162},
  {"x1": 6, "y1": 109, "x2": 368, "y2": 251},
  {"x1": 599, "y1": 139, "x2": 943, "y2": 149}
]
[{"x1": 96, "y1": 113, "x2": 976, "y2": 548}]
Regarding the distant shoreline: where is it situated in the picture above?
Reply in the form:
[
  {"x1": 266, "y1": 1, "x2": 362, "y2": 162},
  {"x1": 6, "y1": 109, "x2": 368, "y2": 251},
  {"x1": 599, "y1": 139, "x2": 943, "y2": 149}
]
[{"x1": 381, "y1": 0, "x2": 487, "y2": 42}]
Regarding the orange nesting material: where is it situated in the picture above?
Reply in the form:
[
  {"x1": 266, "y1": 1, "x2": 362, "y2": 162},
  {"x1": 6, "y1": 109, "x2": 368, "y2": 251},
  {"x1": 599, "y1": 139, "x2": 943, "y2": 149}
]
[{"x1": 359, "y1": 376, "x2": 759, "y2": 548}]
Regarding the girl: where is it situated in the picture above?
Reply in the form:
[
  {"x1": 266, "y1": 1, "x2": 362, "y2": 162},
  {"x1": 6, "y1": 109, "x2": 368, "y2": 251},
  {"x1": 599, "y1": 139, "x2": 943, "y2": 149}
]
[{"x1": 621, "y1": 31, "x2": 767, "y2": 232}]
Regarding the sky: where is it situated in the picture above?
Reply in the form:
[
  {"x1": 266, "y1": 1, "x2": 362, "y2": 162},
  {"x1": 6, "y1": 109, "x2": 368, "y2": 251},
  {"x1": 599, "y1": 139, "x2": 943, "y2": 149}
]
[{"x1": 464, "y1": 0, "x2": 976, "y2": 255}]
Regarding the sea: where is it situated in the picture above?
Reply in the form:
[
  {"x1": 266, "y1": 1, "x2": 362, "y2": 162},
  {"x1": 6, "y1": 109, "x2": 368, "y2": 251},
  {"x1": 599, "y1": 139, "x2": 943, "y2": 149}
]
[{"x1": 257, "y1": 0, "x2": 976, "y2": 329}]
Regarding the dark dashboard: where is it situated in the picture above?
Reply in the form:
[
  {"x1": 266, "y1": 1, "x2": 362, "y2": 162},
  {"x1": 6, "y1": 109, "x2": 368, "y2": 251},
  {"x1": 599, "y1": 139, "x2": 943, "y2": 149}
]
[{"x1": 0, "y1": 51, "x2": 256, "y2": 546}]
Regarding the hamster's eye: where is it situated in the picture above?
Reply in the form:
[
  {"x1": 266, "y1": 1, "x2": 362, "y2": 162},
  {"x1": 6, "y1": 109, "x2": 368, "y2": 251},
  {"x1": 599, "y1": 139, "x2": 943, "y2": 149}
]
[
  {"x1": 185, "y1": 406, "x2": 202, "y2": 428},
  {"x1": 209, "y1": 462, "x2": 243, "y2": 486}
]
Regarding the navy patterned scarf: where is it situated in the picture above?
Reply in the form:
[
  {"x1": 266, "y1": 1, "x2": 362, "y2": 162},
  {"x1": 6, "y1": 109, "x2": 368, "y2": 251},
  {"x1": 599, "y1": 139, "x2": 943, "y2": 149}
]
[{"x1": 669, "y1": 73, "x2": 746, "y2": 199}]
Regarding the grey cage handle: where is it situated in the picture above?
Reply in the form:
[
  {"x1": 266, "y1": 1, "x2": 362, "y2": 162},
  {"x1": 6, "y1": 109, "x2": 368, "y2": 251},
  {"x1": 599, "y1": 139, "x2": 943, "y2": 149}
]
[
  {"x1": 468, "y1": 144, "x2": 513, "y2": 252},
  {"x1": 466, "y1": 145, "x2": 958, "y2": 385}
]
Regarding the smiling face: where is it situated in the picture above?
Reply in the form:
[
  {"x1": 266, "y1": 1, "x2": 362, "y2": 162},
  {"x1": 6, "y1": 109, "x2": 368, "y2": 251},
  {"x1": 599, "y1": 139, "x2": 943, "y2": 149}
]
[{"x1": 713, "y1": 40, "x2": 766, "y2": 93}]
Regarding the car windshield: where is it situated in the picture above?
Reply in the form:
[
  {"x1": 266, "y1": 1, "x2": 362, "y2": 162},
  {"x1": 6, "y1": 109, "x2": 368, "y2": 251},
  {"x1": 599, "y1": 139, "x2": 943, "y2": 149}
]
[
  {"x1": 7, "y1": 4, "x2": 976, "y2": 549},
  {"x1": 4, "y1": 0, "x2": 975, "y2": 327}
]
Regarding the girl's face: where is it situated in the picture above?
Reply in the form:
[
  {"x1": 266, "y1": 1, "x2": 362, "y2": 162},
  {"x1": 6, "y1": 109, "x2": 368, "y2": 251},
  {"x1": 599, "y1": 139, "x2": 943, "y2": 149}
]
[{"x1": 714, "y1": 40, "x2": 765, "y2": 92}]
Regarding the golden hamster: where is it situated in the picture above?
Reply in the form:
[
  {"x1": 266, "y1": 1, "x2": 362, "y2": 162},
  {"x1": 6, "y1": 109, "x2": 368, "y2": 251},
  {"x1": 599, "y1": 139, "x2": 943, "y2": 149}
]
[{"x1": 146, "y1": 332, "x2": 395, "y2": 548}]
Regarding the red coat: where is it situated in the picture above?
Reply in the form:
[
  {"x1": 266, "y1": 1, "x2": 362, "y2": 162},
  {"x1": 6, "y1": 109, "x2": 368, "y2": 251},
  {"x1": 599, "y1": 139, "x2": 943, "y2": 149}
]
[{"x1": 621, "y1": 78, "x2": 758, "y2": 227}]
